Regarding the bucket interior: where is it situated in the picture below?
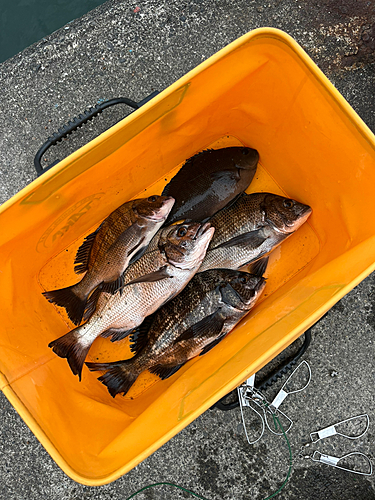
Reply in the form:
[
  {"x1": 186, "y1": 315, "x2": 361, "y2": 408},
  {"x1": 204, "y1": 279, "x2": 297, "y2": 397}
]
[
  {"x1": 1, "y1": 30, "x2": 375, "y2": 482},
  {"x1": 38, "y1": 134, "x2": 320, "y2": 399}
]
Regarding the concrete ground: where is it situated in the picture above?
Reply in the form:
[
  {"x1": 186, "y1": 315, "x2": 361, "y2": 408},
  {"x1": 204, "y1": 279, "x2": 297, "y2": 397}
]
[{"x1": 0, "y1": 1, "x2": 374, "y2": 499}]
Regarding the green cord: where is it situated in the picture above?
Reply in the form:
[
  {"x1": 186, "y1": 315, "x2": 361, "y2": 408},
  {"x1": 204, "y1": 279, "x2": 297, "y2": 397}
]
[
  {"x1": 262, "y1": 413, "x2": 293, "y2": 500},
  {"x1": 124, "y1": 414, "x2": 293, "y2": 500},
  {"x1": 124, "y1": 482, "x2": 207, "y2": 500}
]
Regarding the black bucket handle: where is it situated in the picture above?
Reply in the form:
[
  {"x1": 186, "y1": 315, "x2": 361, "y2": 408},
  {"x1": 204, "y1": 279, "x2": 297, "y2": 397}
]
[{"x1": 34, "y1": 91, "x2": 159, "y2": 176}]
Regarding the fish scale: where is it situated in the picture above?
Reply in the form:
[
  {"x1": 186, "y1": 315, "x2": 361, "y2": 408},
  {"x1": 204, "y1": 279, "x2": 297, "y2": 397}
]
[
  {"x1": 162, "y1": 147, "x2": 259, "y2": 224},
  {"x1": 200, "y1": 225, "x2": 274, "y2": 271},
  {"x1": 86, "y1": 269, "x2": 267, "y2": 397},
  {"x1": 43, "y1": 195, "x2": 174, "y2": 325},
  {"x1": 207, "y1": 193, "x2": 267, "y2": 247},
  {"x1": 199, "y1": 192, "x2": 312, "y2": 272},
  {"x1": 151, "y1": 283, "x2": 220, "y2": 353},
  {"x1": 123, "y1": 249, "x2": 166, "y2": 285},
  {"x1": 48, "y1": 221, "x2": 214, "y2": 380},
  {"x1": 77, "y1": 268, "x2": 196, "y2": 343}
]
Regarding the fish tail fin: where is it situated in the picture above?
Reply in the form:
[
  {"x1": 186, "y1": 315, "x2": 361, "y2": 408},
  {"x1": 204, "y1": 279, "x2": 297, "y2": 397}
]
[
  {"x1": 43, "y1": 286, "x2": 87, "y2": 326},
  {"x1": 86, "y1": 360, "x2": 138, "y2": 397},
  {"x1": 48, "y1": 329, "x2": 90, "y2": 381}
]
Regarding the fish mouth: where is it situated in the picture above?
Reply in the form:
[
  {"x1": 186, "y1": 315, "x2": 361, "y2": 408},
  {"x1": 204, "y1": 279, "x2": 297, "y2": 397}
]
[
  {"x1": 246, "y1": 277, "x2": 266, "y2": 294},
  {"x1": 301, "y1": 205, "x2": 313, "y2": 218},
  {"x1": 284, "y1": 205, "x2": 312, "y2": 232},
  {"x1": 146, "y1": 196, "x2": 175, "y2": 221},
  {"x1": 255, "y1": 277, "x2": 267, "y2": 291},
  {"x1": 194, "y1": 222, "x2": 212, "y2": 240},
  {"x1": 267, "y1": 204, "x2": 312, "y2": 234}
]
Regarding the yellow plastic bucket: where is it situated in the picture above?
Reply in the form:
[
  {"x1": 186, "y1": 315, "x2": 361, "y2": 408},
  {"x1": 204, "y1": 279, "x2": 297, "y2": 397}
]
[{"x1": 1, "y1": 28, "x2": 375, "y2": 485}]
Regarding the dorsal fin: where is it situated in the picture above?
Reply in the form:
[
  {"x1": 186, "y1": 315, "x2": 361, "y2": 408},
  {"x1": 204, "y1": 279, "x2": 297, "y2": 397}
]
[{"x1": 74, "y1": 224, "x2": 102, "y2": 274}]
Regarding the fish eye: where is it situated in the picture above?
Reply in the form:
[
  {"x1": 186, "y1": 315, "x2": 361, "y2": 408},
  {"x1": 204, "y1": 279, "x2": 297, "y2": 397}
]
[
  {"x1": 177, "y1": 226, "x2": 188, "y2": 237},
  {"x1": 148, "y1": 196, "x2": 157, "y2": 202},
  {"x1": 283, "y1": 199, "x2": 295, "y2": 209},
  {"x1": 241, "y1": 148, "x2": 249, "y2": 155},
  {"x1": 240, "y1": 276, "x2": 247, "y2": 284}
]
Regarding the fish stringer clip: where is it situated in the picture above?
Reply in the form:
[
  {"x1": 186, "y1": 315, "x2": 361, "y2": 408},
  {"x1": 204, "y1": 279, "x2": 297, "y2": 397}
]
[
  {"x1": 264, "y1": 360, "x2": 311, "y2": 436},
  {"x1": 301, "y1": 450, "x2": 373, "y2": 476},
  {"x1": 237, "y1": 360, "x2": 311, "y2": 444},
  {"x1": 301, "y1": 414, "x2": 372, "y2": 476},
  {"x1": 306, "y1": 414, "x2": 370, "y2": 444},
  {"x1": 237, "y1": 374, "x2": 266, "y2": 444}
]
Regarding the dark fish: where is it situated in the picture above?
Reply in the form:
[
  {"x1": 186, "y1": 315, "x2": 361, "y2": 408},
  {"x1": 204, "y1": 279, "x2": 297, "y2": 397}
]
[
  {"x1": 199, "y1": 192, "x2": 312, "y2": 272},
  {"x1": 48, "y1": 221, "x2": 214, "y2": 380},
  {"x1": 162, "y1": 147, "x2": 259, "y2": 224},
  {"x1": 43, "y1": 195, "x2": 175, "y2": 325},
  {"x1": 86, "y1": 260, "x2": 267, "y2": 398}
]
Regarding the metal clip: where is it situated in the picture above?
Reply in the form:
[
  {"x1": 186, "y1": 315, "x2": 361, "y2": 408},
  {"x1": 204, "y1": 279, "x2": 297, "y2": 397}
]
[
  {"x1": 260, "y1": 360, "x2": 311, "y2": 436},
  {"x1": 263, "y1": 406, "x2": 293, "y2": 436},
  {"x1": 238, "y1": 374, "x2": 265, "y2": 407},
  {"x1": 308, "y1": 414, "x2": 370, "y2": 444},
  {"x1": 238, "y1": 396, "x2": 265, "y2": 445},
  {"x1": 311, "y1": 450, "x2": 373, "y2": 476},
  {"x1": 238, "y1": 373, "x2": 294, "y2": 442},
  {"x1": 238, "y1": 375, "x2": 265, "y2": 444},
  {"x1": 269, "y1": 360, "x2": 312, "y2": 412}
]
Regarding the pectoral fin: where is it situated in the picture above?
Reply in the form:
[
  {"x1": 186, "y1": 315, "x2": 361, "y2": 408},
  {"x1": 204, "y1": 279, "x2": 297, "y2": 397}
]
[
  {"x1": 128, "y1": 244, "x2": 148, "y2": 267},
  {"x1": 199, "y1": 333, "x2": 227, "y2": 356},
  {"x1": 214, "y1": 229, "x2": 268, "y2": 251},
  {"x1": 124, "y1": 266, "x2": 172, "y2": 287},
  {"x1": 174, "y1": 310, "x2": 225, "y2": 343}
]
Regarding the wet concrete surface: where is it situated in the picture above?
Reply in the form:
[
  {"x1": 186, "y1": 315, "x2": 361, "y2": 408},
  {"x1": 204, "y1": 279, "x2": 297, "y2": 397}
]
[{"x1": 0, "y1": 1, "x2": 374, "y2": 499}]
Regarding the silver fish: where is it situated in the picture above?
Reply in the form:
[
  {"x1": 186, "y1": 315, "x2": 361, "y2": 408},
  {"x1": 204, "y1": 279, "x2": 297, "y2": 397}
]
[
  {"x1": 48, "y1": 222, "x2": 215, "y2": 379},
  {"x1": 199, "y1": 192, "x2": 312, "y2": 272},
  {"x1": 86, "y1": 262, "x2": 267, "y2": 397},
  {"x1": 43, "y1": 195, "x2": 175, "y2": 325}
]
